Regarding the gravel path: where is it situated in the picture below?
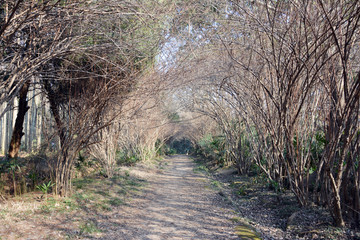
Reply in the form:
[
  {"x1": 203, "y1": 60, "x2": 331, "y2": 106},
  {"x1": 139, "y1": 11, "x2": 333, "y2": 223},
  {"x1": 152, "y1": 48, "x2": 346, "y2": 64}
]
[{"x1": 99, "y1": 155, "x2": 240, "y2": 239}]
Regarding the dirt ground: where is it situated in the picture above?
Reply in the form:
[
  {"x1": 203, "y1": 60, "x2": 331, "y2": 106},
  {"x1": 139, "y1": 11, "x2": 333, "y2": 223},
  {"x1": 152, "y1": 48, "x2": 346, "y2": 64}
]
[
  {"x1": 0, "y1": 155, "x2": 257, "y2": 239},
  {"x1": 99, "y1": 155, "x2": 242, "y2": 239}
]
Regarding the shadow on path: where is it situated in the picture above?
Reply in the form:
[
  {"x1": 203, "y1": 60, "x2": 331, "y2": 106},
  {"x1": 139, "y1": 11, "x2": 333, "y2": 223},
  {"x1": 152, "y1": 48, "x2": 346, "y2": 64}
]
[{"x1": 99, "y1": 155, "x2": 240, "y2": 240}]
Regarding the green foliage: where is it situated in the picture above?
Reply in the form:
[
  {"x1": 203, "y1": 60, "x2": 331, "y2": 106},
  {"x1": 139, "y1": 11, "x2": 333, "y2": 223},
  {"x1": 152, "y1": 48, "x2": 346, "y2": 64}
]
[
  {"x1": 166, "y1": 148, "x2": 177, "y2": 155},
  {"x1": 193, "y1": 165, "x2": 209, "y2": 173},
  {"x1": 168, "y1": 112, "x2": 180, "y2": 122},
  {"x1": 27, "y1": 171, "x2": 38, "y2": 190},
  {"x1": 36, "y1": 181, "x2": 55, "y2": 199},
  {"x1": 251, "y1": 173, "x2": 268, "y2": 186},
  {"x1": 0, "y1": 209, "x2": 7, "y2": 219},
  {"x1": 155, "y1": 139, "x2": 165, "y2": 156},
  {"x1": 230, "y1": 217, "x2": 241, "y2": 223},
  {"x1": 0, "y1": 158, "x2": 22, "y2": 176},
  {"x1": 39, "y1": 197, "x2": 68, "y2": 214},
  {"x1": 79, "y1": 221, "x2": 101, "y2": 235},
  {"x1": 235, "y1": 225, "x2": 262, "y2": 240},
  {"x1": 7, "y1": 159, "x2": 22, "y2": 174},
  {"x1": 40, "y1": 203, "x2": 53, "y2": 214},
  {"x1": 248, "y1": 164, "x2": 261, "y2": 177},
  {"x1": 168, "y1": 138, "x2": 193, "y2": 154},
  {"x1": 308, "y1": 166, "x2": 316, "y2": 175},
  {"x1": 75, "y1": 151, "x2": 95, "y2": 171},
  {"x1": 210, "y1": 180, "x2": 221, "y2": 189},
  {"x1": 108, "y1": 197, "x2": 124, "y2": 206},
  {"x1": 267, "y1": 179, "x2": 281, "y2": 193},
  {"x1": 116, "y1": 151, "x2": 140, "y2": 166},
  {"x1": 0, "y1": 158, "x2": 23, "y2": 196},
  {"x1": 63, "y1": 198, "x2": 76, "y2": 210},
  {"x1": 72, "y1": 178, "x2": 96, "y2": 190},
  {"x1": 96, "y1": 203, "x2": 112, "y2": 211},
  {"x1": 230, "y1": 180, "x2": 249, "y2": 196},
  {"x1": 311, "y1": 131, "x2": 326, "y2": 162},
  {"x1": 236, "y1": 185, "x2": 247, "y2": 196},
  {"x1": 195, "y1": 134, "x2": 226, "y2": 164},
  {"x1": 71, "y1": 172, "x2": 146, "y2": 214}
]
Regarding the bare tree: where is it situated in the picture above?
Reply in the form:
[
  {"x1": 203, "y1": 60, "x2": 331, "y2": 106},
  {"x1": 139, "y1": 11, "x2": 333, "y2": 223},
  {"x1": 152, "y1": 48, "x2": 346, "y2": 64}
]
[
  {"x1": 0, "y1": 1, "x2": 81, "y2": 158},
  {"x1": 163, "y1": 0, "x2": 360, "y2": 227}
]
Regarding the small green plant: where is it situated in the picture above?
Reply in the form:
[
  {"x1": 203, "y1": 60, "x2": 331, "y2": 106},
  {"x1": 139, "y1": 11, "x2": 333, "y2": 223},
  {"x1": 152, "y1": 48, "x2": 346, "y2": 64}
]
[
  {"x1": 230, "y1": 216, "x2": 241, "y2": 223},
  {"x1": 79, "y1": 221, "x2": 101, "y2": 235},
  {"x1": 73, "y1": 178, "x2": 96, "y2": 189},
  {"x1": 63, "y1": 198, "x2": 76, "y2": 210},
  {"x1": 95, "y1": 190, "x2": 110, "y2": 197},
  {"x1": 99, "y1": 169, "x2": 107, "y2": 178},
  {"x1": 95, "y1": 202, "x2": 112, "y2": 211},
  {"x1": 237, "y1": 186, "x2": 247, "y2": 196},
  {"x1": 117, "y1": 189, "x2": 127, "y2": 195},
  {"x1": 27, "y1": 171, "x2": 38, "y2": 190},
  {"x1": 0, "y1": 209, "x2": 8, "y2": 219},
  {"x1": 36, "y1": 180, "x2": 55, "y2": 200},
  {"x1": 126, "y1": 178, "x2": 142, "y2": 187},
  {"x1": 166, "y1": 148, "x2": 177, "y2": 155},
  {"x1": 73, "y1": 192, "x2": 94, "y2": 203},
  {"x1": 7, "y1": 159, "x2": 22, "y2": 196},
  {"x1": 108, "y1": 197, "x2": 124, "y2": 206},
  {"x1": 267, "y1": 179, "x2": 281, "y2": 193},
  {"x1": 116, "y1": 151, "x2": 140, "y2": 166},
  {"x1": 193, "y1": 165, "x2": 208, "y2": 173},
  {"x1": 210, "y1": 180, "x2": 221, "y2": 189},
  {"x1": 75, "y1": 151, "x2": 87, "y2": 171},
  {"x1": 40, "y1": 200, "x2": 56, "y2": 214}
]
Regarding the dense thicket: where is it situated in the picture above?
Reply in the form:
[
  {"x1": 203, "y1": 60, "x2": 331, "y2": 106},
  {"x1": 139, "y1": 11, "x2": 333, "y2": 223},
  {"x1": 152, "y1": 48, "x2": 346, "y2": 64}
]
[
  {"x1": 1, "y1": 0, "x2": 360, "y2": 229},
  {"x1": 166, "y1": 0, "x2": 360, "y2": 228},
  {"x1": 0, "y1": 0, "x2": 178, "y2": 196}
]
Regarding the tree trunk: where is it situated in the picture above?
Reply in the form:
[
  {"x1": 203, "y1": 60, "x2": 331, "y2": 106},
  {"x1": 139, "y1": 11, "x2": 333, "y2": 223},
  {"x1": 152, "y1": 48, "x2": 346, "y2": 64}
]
[
  {"x1": 43, "y1": 80, "x2": 65, "y2": 148},
  {"x1": 8, "y1": 81, "x2": 30, "y2": 158},
  {"x1": 328, "y1": 171, "x2": 345, "y2": 227},
  {"x1": 44, "y1": 80, "x2": 71, "y2": 196}
]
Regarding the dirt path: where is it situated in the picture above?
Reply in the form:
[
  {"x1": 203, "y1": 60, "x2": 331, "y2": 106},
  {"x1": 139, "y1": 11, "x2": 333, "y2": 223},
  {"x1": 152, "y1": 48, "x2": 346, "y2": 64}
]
[{"x1": 99, "y1": 155, "x2": 240, "y2": 239}]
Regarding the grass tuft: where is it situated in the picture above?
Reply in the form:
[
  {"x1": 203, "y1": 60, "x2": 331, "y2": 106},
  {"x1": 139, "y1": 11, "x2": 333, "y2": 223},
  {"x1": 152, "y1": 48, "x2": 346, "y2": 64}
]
[
  {"x1": 108, "y1": 197, "x2": 125, "y2": 206},
  {"x1": 79, "y1": 220, "x2": 101, "y2": 235}
]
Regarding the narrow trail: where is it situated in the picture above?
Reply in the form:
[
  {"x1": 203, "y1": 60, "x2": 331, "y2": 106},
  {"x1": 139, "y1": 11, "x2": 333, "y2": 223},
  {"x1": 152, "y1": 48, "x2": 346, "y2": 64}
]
[{"x1": 99, "y1": 155, "x2": 240, "y2": 239}]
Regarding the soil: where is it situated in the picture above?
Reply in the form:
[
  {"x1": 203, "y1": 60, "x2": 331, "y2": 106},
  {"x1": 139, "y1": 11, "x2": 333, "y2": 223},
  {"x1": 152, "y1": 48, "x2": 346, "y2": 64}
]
[
  {"x1": 209, "y1": 162, "x2": 360, "y2": 240},
  {"x1": 0, "y1": 155, "x2": 255, "y2": 239},
  {"x1": 2, "y1": 155, "x2": 355, "y2": 239},
  {"x1": 99, "y1": 154, "x2": 242, "y2": 239}
]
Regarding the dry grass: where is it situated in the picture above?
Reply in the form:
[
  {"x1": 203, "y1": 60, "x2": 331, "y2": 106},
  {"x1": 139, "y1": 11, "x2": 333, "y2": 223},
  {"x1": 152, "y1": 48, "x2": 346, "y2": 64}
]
[{"x1": 0, "y1": 166, "x2": 149, "y2": 240}]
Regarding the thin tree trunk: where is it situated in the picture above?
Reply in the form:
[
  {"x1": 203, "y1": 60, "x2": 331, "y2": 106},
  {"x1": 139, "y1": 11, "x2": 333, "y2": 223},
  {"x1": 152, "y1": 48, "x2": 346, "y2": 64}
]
[
  {"x1": 0, "y1": 106, "x2": 5, "y2": 154},
  {"x1": 328, "y1": 170, "x2": 345, "y2": 227},
  {"x1": 8, "y1": 81, "x2": 30, "y2": 158},
  {"x1": 44, "y1": 80, "x2": 70, "y2": 196}
]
